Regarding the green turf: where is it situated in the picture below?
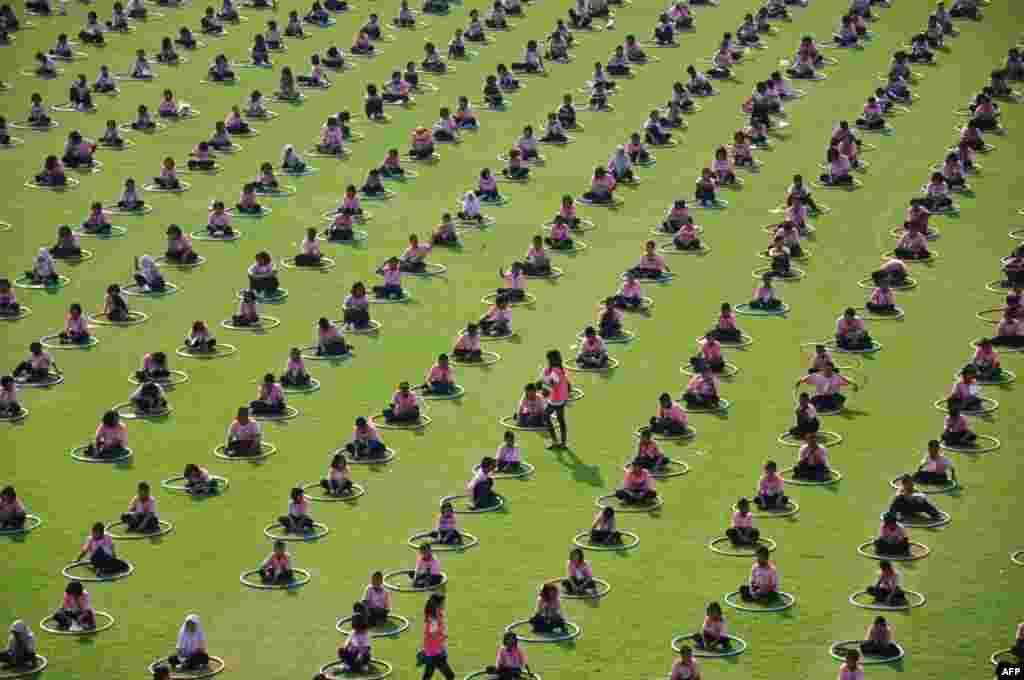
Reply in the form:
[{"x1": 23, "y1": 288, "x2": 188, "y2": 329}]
[{"x1": 2, "y1": 0, "x2": 1023, "y2": 679}]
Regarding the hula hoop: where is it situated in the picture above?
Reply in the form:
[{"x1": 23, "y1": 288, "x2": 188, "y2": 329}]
[
  {"x1": 343, "y1": 448, "x2": 396, "y2": 465},
  {"x1": 633, "y1": 427, "x2": 697, "y2": 442},
  {"x1": 577, "y1": 329, "x2": 633, "y2": 345},
  {"x1": 345, "y1": 320, "x2": 382, "y2": 336},
  {"x1": 505, "y1": 619, "x2": 581, "y2": 643},
  {"x1": 440, "y1": 493, "x2": 504, "y2": 514},
  {"x1": 825, "y1": 340, "x2": 883, "y2": 355},
  {"x1": 280, "y1": 256, "x2": 336, "y2": 271},
  {"x1": 0, "y1": 137, "x2": 25, "y2": 148},
  {"x1": 889, "y1": 474, "x2": 957, "y2": 495},
  {"x1": 482, "y1": 292, "x2": 536, "y2": 306},
  {"x1": 369, "y1": 292, "x2": 411, "y2": 305},
  {"x1": 143, "y1": 181, "x2": 191, "y2": 193},
  {"x1": 319, "y1": 230, "x2": 369, "y2": 246},
  {"x1": 734, "y1": 501, "x2": 799, "y2": 519},
  {"x1": 940, "y1": 434, "x2": 1000, "y2": 454},
  {"x1": 682, "y1": 399, "x2": 731, "y2": 415},
  {"x1": 0, "y1": 307, "x2": 31, "y2": 322},
  {"x1": 403, "y1": 262, "x2": 447, "y2": 277},
  {"x1": 735, "y1": 302, "x2": 790, "y2": 317},
  {"x1": 0, "y1": 515, "x2": 42, "y2": 535},
  {"x1": 885, "y1": 510, "x2": 950, "y2": 529},
  {"x1": 0, "y1": 656, "x2": 47, "y2": 678},
  {"x1": 991, "y1": 649, "x2": 1022, "y2": 666},
  {"x1": 575, "y1": 196, "x2": 624, "y2": 208},
  {"x1": 41, "y1": 334, "x2": 98, "y2": 350},
  {"x1": 751, "y1": 266, "x2": 804, "y2": 281},
  {"x1": 40, "y1": 610, "x2": 115, "y2": 635},
  {"x1": 62, "y1": 560, "x2": 134, "y2": 582},
  {"x1": 932, "y1": 397, "x2": 998, "y2": 415},
  {"x1": 299, "y1": 346, "x2": 353, "y2": 363},
  {"x1": 545, "y1": 576, "x2": 610, "y2": 600},
  {"x1": 252, "y1": 405, "x2": 299, "y2": 422},
  {"x1": 572, "y1": 530, "x2": 639, "y2": 552},
  {"x1": 622, "y1": 459, "x2": 689, "y2": 479},
  {"x1": 475, "y1": 461, "x2": 532, "y2": 480},
  {"x1": 708, "y1": 536, "x2": 777, "y2": 557},
  {"x1": 278, "y1": 377, "x2": 320, "y2": 395},
  {"x1": 984, "y1": 281, "x2": 1020, "y2": 296},
  {"x1": 87, "y1": 311, "x2": 149, "y2": 327},
  {"x1": 301, "y1": 481, "x2": 365, "y2": 502},
  {"x1": 147, "y1": 656, "x2": 225, "y2": 679},
  {"x1": 381, "y1": 569, "x2": 447, "y2": 592},
  {"x1": 102, "y1": 204, "x2": 148, "y2": 217},
  {"x1": 219, "y1": 317, "x2": 282, "y2": 332},
  {"x1": 479, "y1": 331, "x2": 518, "y2": 342},
  {"x1": 464, "y1": 672, "x2": 540, "y2": 680},
  {"x1": 112, "y1": 401, "x2": 172, "y2": 421},
  {"x1": 14, "y1": 373, "x2": 63, "y2": 388},
  {"x1": 105, "y1": 519, "x2": 174, "y2": 539},
  {"x1": 369, "y1": 414, "x2": 432, "y2": 430},
  {"x1": 226, "y1": 206, "x2": 270, "y2": 218},
  {"x1": 724, "y1": 590, "x2": 795, "y2": 612},
  {"x1": 10, "y1": 120, "x2": 61, "y2": 131},
  {"x1": 240, "y1": 568, "x2": 311, "y2": 589},
  {"x1": 407, "y1": 531, "x2": 479, "y2": 551},
  {"x1": 568, "y1": 356, "x2": 620, "y2": 373},
  {"x1": 673, "y1": 634, "x2": 747, "y2": 658},
  {"x1": 336, "y1": 614, "x2": 410, "y2": 638},
  {"x1": 857, "y1": 541, "x2": 930, "y2": 561},
  {"x1": 123, "y1": 282, "x2": 178, "y2": 297},
  {"x1": 156, "y1": 256, "x2": 206, "y2": 269},
  {"x1": 70, "y1": 445, "x2": 132, "y2": 463},
  {"x1": 975, "y1": 369, "x2": 1016, "y2": 386},
  {"x1": 53, "y1": 248, "x2": 94, "y2": 264},
  {"x1": 829, "y1": 641, "x2": 904, "y2": 664},
  {"x1": 882, "y1": 250, "x2": 937, "y2": 264},
  {"x1": 14, "y1": 275, "x2": 70, "y2": 289},
  {"x1": 453, "y1": 351, "x2": 500, "y2": 366},
  {"x1": 976, "y1": 307, "x2": 1006, "y2": 324},
  {"x1": 697, "y1": 333, "x2": 754, "y2": 349},
  {"x1": 779, "y1": 467, "x2": 842, "y2": 486},
  {"x1": 236, "y1": 288, "x2": 287, "y2": 303},
  {"x1": 176, "y1": 344, "x2": 237, "y2": 359},
  {"x1": 658, "y1": 242, "x2": 710, "y2": 256},
  {"x1": 855, "y1": 306, "x2": 905, "y2": 321},
  {"x1": 857, "y1": 276, "x2": 917, "y2": 291},
  {"x1": 318, "y1": 659, "x2": 392, "y2": 680},
  {"x1": 1011, "y1": 551, "x2": 1024, "y2": 566},
  {"x1": 849, "y1": 590, "x2": 925, "y2": 611},
  {"x1": 777, "y1": 431, "x2": 842, "y2": 447},
  {"x1": 524, "y1": 267, "x2": 562, "y2": 280},
  {"x1": 213, "y1": 442, "x2": 276, "y2": 460},
  {"x1": 263, "y1": 521, "x2": 329, "y2": 541},
  {"x1": 596, "y1": 493, "x2": 663, "y2": 513},
  {"x1": 161, "y1": 475, "x2": 228, "y2": 493}
]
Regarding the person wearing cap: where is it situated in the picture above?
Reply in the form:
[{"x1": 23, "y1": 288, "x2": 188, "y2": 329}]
[{"x1": 346, "y1": 417, "x2": 387, "y2": 459}]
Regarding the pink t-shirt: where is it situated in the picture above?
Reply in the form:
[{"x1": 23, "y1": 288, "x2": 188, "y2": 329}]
[
  {"x1": 82, "y1": 533, "x2": 114, "y2": 558},
  {"x1": 62, "y1": 590, "x2": 92, "y2": 613},
  {"x1": 749, "y1": 563, "x2": 777, "y2": 591},
  {"x1": 660, "y1": 403, "x2": 687, "y2": 425},
  {"x1": 544, "y1": 366, "x2": 568, "y2": 403},
  {"x1": 838, "y1": 664, "x2": 864, "y2": 680},
  {"x1": 702, "y1": 615, "x2": 725, "y2": 638},
  {"x1": 96, "y1": 423, "x2": 128, "y2": 447},
  {"x1": 496, "y1": 646, "x2": 526, "y2": 670},
  {"x1": 759, "y1": 473, "x2": 784, "y2": 496},
  {"x1": 353, "y1": 423, "x2": 379, "y2": 442},
  {"x1": 229, "y1": 419, "x2": 261, "y2": 440},
  {"x1": 671, "y1": 658, "x2": 699, "y2": 680},
  {"x1": 799, "y1": 444, "x2": 827, "y2": 466},
  {"x1": 382, "y1": 267, "x2": 402, "y2": 287},
  {"x1": 128, "y1": 495, "x2": 156, "y2": 515},
  {"x1": 731, "y1": 511, "x2": 752, "y2": 529},
  {"x1": 619, "y1": 280, "x2": 642, "y2": 298},
  {"x1": 804, "y1": 373, "x2": 844, "y2": 396},
  {"x1": 496, "y1": 444, "x2": 519, "y2": 464},
  {"x1": 364, "y1": 584, "x2": 390, "y2": 610},
  {"x1": 623, "y1": 469, "x2": 652, "y2": 492},
  {"x1": 416, "y1": 556, "x2": 441, "y2": 575},
  {"x1": 454, "y1": 333, "x2": 480, "y2": 352},
  {"x1": 567, "y1": 559, "x2": 592, "y2": 581},
  {"x1": 878, "y1": 522, "x2": 906, "y2": 541},
  {"x1": 636, "y1": 253, "x2": 666, "y2": 271}
]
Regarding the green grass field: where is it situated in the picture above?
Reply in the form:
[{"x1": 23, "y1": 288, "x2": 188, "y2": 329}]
[{"x1": 2, "y1": 0, "x2": 1023, "y2": 678}]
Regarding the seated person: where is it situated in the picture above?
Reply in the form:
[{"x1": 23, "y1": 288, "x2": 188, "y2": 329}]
[
  {"x1": 790, "y1": 392, "x2": 819, "y2": 437},
  {"x1": 969, "y1": 338, "x2": 1002, "y2": 381},
  {"x1": 51, "y1": 225, "x2": 82, "y2": 258},
  {"x1": 874, "y1": 513, "x2": 910, "y2": 555},
  {"x1": 74, "y1": 521, "x2": 130, "y2": 575},
  {"x1": 315, "y1": 318, "x2": 350, "y2": 356},
  {"x1": 345, "y1": 416, "x2": 388, "y2": 459},
  {"x1": 750, "y1": 273, "x2": 783, "y2": 309},
  {"x1": 129, "y1": 380, "x2": 167, "y2": 414},
  {"x1": 889, "y1": 475, "x2": 942, "y2": 521},
  {"x1": 452, "y1": 324, "x2": 482, "y2": 362},
  {"x1": 280, "y1": 347, "x2": 311, "y2": 388},
  {"x1": 755, "y1": 460, "x2": 788, "y2": 509},
  {"x1": 52, "y1": 581, "x2": 96, "y2": 631},
  {"x1": 277, "y1": 487, "x2": 314, "y2": 534},
  {"x1": 792, "y1": 432, "x2": 830, "y2": 481},
  {"x1": 84, "y1": 411, "x2": 128, "y2": 460},
  {"x1": 835, "y1": 307, "x2": 873, "y2": 349},
  {"x1": 467, "y1": 457, "x2": 499, "y2": 508},
  {"x1": 866, "y1": 559, "x2": 906, "y2": 606},
  {"x1": 165, "y1": 225, "x2": 198, "y2": 264},
  {"x1": 797, "y1": 362, "x2": 853, "y2": 411},
  {"x1": 250, "y1": 374, "x2": 285, "y2": 415},
  {"x1": 726, "y1": 498, "x2": 760, "y2": 546},
  {"x1": 184, "y1": 320, "x2": 216, "y2": 352},
  {"x1": 420, "y1": 354, "x2": 456, "y2": 395},
  {"x1": 410, "y1": 544, "x2": 443, "y2": 588},
  {"x1": 682, "y1": 365, "x2": 719, "y2": 409},
  {"x1": 634, "y1": 428, "x2": 668, "y2": 470},
  {"x1": 530, "y1": 584, "x2": 568, "y2": 633},
  {"x1": 865, "y1": 274, "x2": 896, "y2": 314},
  {"x1": 260, "y1": 540, "x2": 294, "y2": 584},
  {"x1": 575, "y1": 327, "x2": 608, "y2": 369},
  {"x1": 650, "y1": 392, "x2": 690, "y2": 436},
  {"x1": 819, "y1": 147, "x2": 854, "y2": 186},
  {"x1": 861, "y1": 617, "x2": 901, "y2": 658},
  {"x1": 616, "y1": 461, "x2": 657, "y2": 505},
  {"x1": 515, "y1": 382, "x2": 547, "y2": 427},
  {"x1": 120, "y1": 481, "x2": 159, "y2": 532},
  {"x1": 382, "y1": 381, "x2": 420, "y2": 423},
  {"x1": 373, "y1": 258, "x2": 404, "y2": 300},
  {"x1": 135, "y1": 352, "x2": 170, "y2": 383},
  {"x1": 224, "y1": 407, "x2": 261, "y2": 456},
  {"x1": 293, "y1": 229, "x2": 323, "y2": 267},
  {"x1": 206, "y1": 202, "x2": 234, "y2": 238},
  {"x1": 738, "y1": 546, "x2": 779, "y2": 601},
  {"x1": 479, "y1": 297, "x2": 512, "y2": 337}
]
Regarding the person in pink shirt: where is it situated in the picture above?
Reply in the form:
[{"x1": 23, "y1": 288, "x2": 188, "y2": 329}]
[
  {"x1": 683, "y1": 366, "x2": 720, "y2": 409},
  {"x1": 278, "y1": 487, "x2": 315, "y2": 533},
  {"x1": 420, "y1": 354, "x2": 456, "y2": 395},
  {"x1": 865, "y1": 559, "x2": 906, "y2": 606},
  {"x1": 260, "y1": 539, "x2": 294, "y2": 584},
  {"x1": 530, "y1": 583, "x2": 568, "y2": 634},
  {"x1": 432, "y1": 214, "x2": 460, "y2": 247},
  {"x1": 52, "y1": 580, "x2": 96, "y2": 631},
  {"x1": 496, "y1": 263, "x2": 527, "y2": 302},
  {"x1": 516, "y1": 383, "x2": 548, "y2": 425},
  {"x1": 894, "y1": 229, "x2": 931, "y2": 261},
  {"x1": 0, "y1": 377, "x2": 20, "y2": 419},
  {"x1": 165, "y1": 225, "x2": 198, "y2": 265},
  {"x1": 692, "y1": 333, "x2": 725, "y2": 375},
  {"x1": 562, "y1": 547, "x2": 596, "y2": 595},
  {"x1": 120, "y1": 481, "x2": 159, "y2": 533},
  {"x1": 690, "y1": 601, "x2": 731, "y2": 652},
  {"x1": 542, "y1": 350, "x2": 569, "y2": 449},
  {"x1": 383, "y1": 381, "x2": 421, "y2": 424},
  {"x1": 912, "y1": 439, "x2": 956, "y2": 486},
  {"x1": 582, "y1": 166, "x2": 617, "y2": 204},
  {"x1": 612, "y1": 272, "x2": 645, "y2": 310},
  {"x1": 12, "y1": 342, "x2": 59, "y2": 384},
  {"x1": 410, "y1": 544, "x2": 444, "y2": 588},
  {"x1": 487, "y1": 632, "x2": 531, "y2": 680},
  {"x1": 673, "y1": 221, "x2": 702, "y2": 251},
  {"x1": 475, "y1": 167, "x2": 501, "y2": 202},
  {"x1": 835, "y1": 308, "x2": 873, "y2": 350},
  {"x1": 992, "y1": 311, "x2": 1024, "y2": 348},
  {"x1": 739, "y1": 545, "x2": 778, "y2": 602},
  {"x1": 153, "y1": 157, "x2": 181, "y2": 191},
  {"x1": 712, "y1": 146, "x2": 737, "y2": 185},
  {"x1": 400, "y1": 235, "x2": 433, "y2": 274},
  {"x1": 206, "y1": 201, "x2": 234, "y2": 239},
  {"x1": 940, "y1": 402, "x2": 976, "y2": 446},
  {"x1": 183, "y1": 464, "x2": 220, "y2": 495},
  {"x1": 788, "y1": 392, "x2": 820, "y2": 438},
  {"x1": 726, "y1": 497, "x2": 760, "y2": 546},
  {"x1": 428, "y1": 500, "x2": 462, "y2": 545},
  {"x1": 694, "y1": 167, "x2": 720, "y2": 208},
  {"x1": 86, "y1": 410, "x2": 128, "y2": 459},
  {"x1": 650, "y1": 393, "x2": 690, "y2": 436},
  {"x1": 247, "y1": 252, "x2": 279, "y2": 294},
  {"x1": 948, "y1": 366, "x2": 983, "y2": 412},
  {"x1": 319, "y1": 452, "x2": 354, "y2": 496},
  {"x1": 453, "y1": 324, "x2": 482, "y2": 363},
  {"x1": 793, "y1": 432, "x2": 831, "y2": 481},
  {"x1": 750, "y1": 272, "x2": 783, "y2": 310},
  {"x1": 231, "y1": 290, "x2": 260, "y2": 328},
  {"x1": 316, "y1": 318, "x2": 351, "y2": 357},
  {"x1": 616, "y1": 461, "x2": 657, "y2": 505},
  {"x1": 708, "y1": 303, "x2": 742, "y2": 343},
  {"x1": 250, "y1": 373, "x2": 286, "y2": 415},
  {"x1": 545, "y1": 220, "x2": 574, "y2": 251},
  {"x1": 670, "y1": 644, "x2": 701, "y2": 680},
  {"x1": 467, "y1": 457, "x2": 499, "y2": 508},
  {"x1": 373, "y1": 257, "x2": 405, "y2": 301},
  {"x1": 73, "y1": 522, "x2": 130, "y2": 575},
  {"x1": 875, "y1": 513, "x2": 910, "y2": 555},
  {"x1": 516, "y1": 235, "x2": 552, "y2": 277},
  {"x1": 1012, "y1": 622, "x2": 1024, "y2": 658},
  {"x1": 225, "y1": 406, "x2": 262, "y2": 456},
  {"x1": 59, "y1": 303, "x2": 91, "y2": 345},
  {"x1": 597, "y1": 298, "x2": 625, "y2": 339},
  {"x1": 629, "y1": 240, "x2": 671, "y2": 280},
  {"x1": 185, "y1": 320, "x2": 217, "y2": 353},
  {"x1": 660, "y1": 199, "x2": 694, "y2": 234},
  {"x1": 634, "y1": 428, "x2": 668, "y2": 470},
  {"x1": 0, "y1": 279, "x2": 21, "y2": 318},
  {"x1": 875, "y1": 256, "x2": 909, "y2": 288},
  {"x1": 837, "y1": 650, "x2": 863, "y2": 680},
  {"x1": 236, "y1": 184, "x2": 264, "y2": 216},
  {"x1": 342, "y1": 282, "x2": 373, "y2": 331},
  {"x1": 860, "y1": 616, "x2": 900, "y2": 658},
  {"x1": 798, "y1": 363, "x2": 854, "y2": 412},
  {"x1": 755, "y1": 460, "x2": 788, "y2": 510},
  {"x1": 820, "y1": 147, "x2": 854, "y2": 186},
  {"x1": 865, "y1": 273, "x2": 896, "y2": 315},
  {"x1": 479, "y1": 297, "x2": 512, "y2": 337},
  {"x1": 589, "y1": 506, "x2": 621, "y2": 545},
  {"x1": 346, "y1": 416, "x2": 388, "y2": 459},
  {"x1": 417, "y1": 594, "x2": 455, "y2": 680},
  {"x1": 889, "y1": 475, "x2": 942, "y2": 521},
  {"x1": 356, "y1": 571, "x2": 392, "y2": 626},
  {"x1": 335, "y1": 614, "x2": 372, "y2": 672},
  {"x1": 0, "y1": 487, "x2": 27, "y2": 530},
  {"x1": 292, "y1": 228, "x2": 323, "y2": 268},
  {"x1": 280, "y1": 347, "x2": 311, "y2": 389},
  {"x1": 495, "y1": 430, "x2": 521, "y2": 474},
  {"x1": 158, "y1": 89, "x2": 181, "y2": 118}
]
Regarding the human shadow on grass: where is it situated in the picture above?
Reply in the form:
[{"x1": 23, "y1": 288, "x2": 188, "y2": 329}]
[
  {"x1": 552, "y1": 447, "x2": 603, "y2": 487},
  {"x1": 839, "y1": 408, "x2": 870, "y2": 420}
]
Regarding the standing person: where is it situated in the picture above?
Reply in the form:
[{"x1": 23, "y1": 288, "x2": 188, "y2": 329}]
[
  {"x1": 542, "y1": 350, "x2": 568, "y2": 450},
  {"x1": 421, "y1": 594, "x2": 455, "y2": 680}
]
